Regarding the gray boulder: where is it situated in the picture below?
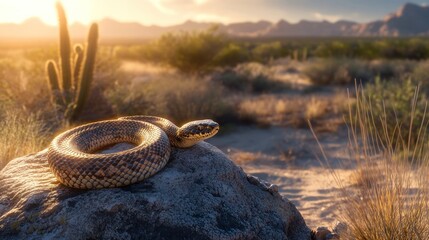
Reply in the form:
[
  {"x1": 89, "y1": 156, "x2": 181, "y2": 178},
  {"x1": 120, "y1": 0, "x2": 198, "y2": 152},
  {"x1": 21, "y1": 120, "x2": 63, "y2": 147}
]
[{"x1": 0, "y1": 142, "x2": 310, "y2": 240}]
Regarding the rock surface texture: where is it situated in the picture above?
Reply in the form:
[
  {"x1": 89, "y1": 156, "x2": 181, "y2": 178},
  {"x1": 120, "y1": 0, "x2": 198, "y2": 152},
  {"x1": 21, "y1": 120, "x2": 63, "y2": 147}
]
[{"x1": 0, "y1": 142, "x2": 311, "y2": 240}]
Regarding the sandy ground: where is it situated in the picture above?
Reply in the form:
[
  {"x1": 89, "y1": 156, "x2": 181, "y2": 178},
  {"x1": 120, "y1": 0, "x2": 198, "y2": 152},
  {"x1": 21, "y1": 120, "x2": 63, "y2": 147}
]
[{"x1": 207, "y1": 125, "x2": 355, "y2": 229}]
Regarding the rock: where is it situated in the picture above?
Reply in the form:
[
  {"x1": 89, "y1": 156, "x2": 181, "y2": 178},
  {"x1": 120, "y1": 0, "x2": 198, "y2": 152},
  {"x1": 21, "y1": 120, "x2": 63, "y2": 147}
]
[
  {"x1": 315, "y1": 227, "x2": 331, "y2": 240},
  {"x1": 332, "y1": 221, "x2": 348, "y2": 236},
  {"x1": 0, "y1": 142, "x2": 311, "y2": 240},
  {"x1": 313, "y1": 226, "x2": 340, "y2": 240}
]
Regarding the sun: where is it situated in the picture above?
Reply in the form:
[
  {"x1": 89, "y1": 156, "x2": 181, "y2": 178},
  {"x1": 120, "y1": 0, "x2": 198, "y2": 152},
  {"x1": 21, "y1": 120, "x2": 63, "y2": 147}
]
[{"x1": 0, "y1": 0, "x2": 90, "y2": 25}]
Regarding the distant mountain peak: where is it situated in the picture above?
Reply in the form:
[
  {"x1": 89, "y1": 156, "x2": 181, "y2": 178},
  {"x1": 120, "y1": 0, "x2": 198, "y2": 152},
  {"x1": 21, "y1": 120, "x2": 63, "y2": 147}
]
[
  {"x1": 277, "y1": 19, "x2": 289, "y2": 24},
  {"x1": 22, "y1": 17, "x2": 45, "y2": 26},
  {"x1": 391, "y1": 2, "x2": 428, "y2": 18},
  {"x1": 1, "y1": 2, "x2": 429, "y2": 39},
  {"x1": 401, "y1": 2, "x2": 425, "y2": 11},
  {"x1": 100, "y1": 17, "x2": 119, "y2": 23}
]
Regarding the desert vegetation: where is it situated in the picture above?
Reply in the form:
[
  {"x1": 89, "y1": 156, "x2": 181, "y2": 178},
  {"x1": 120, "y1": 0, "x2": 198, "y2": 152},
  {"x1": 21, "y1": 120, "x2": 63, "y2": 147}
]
[
  {"x1": 2, "y1": 4, "x2": 429, "y2": 238},
  {"x1": 328, "y1": 85, "x2": 429, "y2": 239}
]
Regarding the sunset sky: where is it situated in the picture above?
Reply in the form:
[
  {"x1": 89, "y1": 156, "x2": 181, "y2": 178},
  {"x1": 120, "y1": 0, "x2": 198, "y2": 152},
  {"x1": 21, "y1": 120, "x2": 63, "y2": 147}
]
[{"x1": 0, "y1": 0, "x2": 428, "y2": 26}]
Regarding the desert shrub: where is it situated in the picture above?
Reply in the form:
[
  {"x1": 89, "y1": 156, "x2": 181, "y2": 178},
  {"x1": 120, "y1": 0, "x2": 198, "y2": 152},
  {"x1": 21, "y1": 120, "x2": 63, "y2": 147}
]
[
  {"x1": 314, "y1": 41, "x2": 350, "y2": 58},
  {"x1": 304, "y1": 59, "x2": 369, "y2": 85},
  {"x1": 341, "y1": 60, "x2": 372, "y2": 82},
  {"x1": 368, "y1": 59, "x2": 416, "y2": 80},
  {"x1": 212, "y1": 62, "x2": 286, "y2": 93},
  {"x1": 238, "y1": 93, "x2": 348, "y2": 128},
  {"x1": 304, "y1": 58, "x2": 417, "y2": 85},
  {"x1": 251, "y1": 41, "x2": 284, "y2": 63},
  {"x1": 115, "y1": 45, "x2": 150, "y2": 60},
  {"x1": 104, "y1": 79, "x2": 155, "y2": 117},
  {"x1": 158, "y1": 79, "x2": 229, "y2": 124},
  {"x1": 213, "y1": 43, "x2": 249, "y2": 67},
  {"x1": 130, "y1": 27, "x2": 227, "y2": 74},
  {"x1": 411, "y1": 60, "x2": 429, "y2": 93},
  {"x1": 362, "y1": 78, "x2": 428, "y2": 151},
  {"x1": 105, "y1": 77, "x2": 231, "y2": 125},
  {"x1": 333, "y1": 84, "x2": 429, "y2": 240},
  {"x1": 314, "y1": 38, "x2": 429, "y2": 60},
  {"x1": 378, "y1": 38, "x2": 429, "y2": 60},
  {"x1": 304, "y1": 59, "x2": 346, "y2": 85},
  {"x1": 116, "y1": 38, "x2": 248, "y2": 71}
]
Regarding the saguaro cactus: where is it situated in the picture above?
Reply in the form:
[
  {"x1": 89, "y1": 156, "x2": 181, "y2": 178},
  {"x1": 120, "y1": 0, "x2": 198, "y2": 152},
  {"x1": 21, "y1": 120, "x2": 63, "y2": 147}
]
[{"x1": 46, "y1": 2, "x2": 99, "y2": 122}]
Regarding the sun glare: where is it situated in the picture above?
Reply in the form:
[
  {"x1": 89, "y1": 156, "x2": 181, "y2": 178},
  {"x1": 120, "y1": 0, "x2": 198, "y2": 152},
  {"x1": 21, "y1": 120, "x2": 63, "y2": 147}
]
[{"x1": 0, "y1": 0, "x2": 90, "y2": 25}]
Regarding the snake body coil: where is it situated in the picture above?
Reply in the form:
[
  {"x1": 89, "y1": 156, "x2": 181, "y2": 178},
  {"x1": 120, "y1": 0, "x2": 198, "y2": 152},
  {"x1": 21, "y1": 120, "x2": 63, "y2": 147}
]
[{"x1": 47, "y1": 116, "x2": 219, "y2": 189}]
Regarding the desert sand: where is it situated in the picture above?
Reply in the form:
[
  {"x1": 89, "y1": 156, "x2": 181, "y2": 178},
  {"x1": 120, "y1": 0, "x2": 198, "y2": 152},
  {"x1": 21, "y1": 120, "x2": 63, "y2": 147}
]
[{"x1": 207, "y1": 125, "x2": 355, "y2": 229}]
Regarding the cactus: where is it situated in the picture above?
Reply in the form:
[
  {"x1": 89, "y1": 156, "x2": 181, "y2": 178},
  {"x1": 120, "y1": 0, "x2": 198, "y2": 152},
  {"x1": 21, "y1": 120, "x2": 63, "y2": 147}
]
[
  {"x1": 71, "y1": 24, "x2": 98, "y2": 120},
  {"x1": 292, "y1": 49, "x2": 299, "y2": 61},
  {"x1": 46, "y1": 3, "x2": 98, "y2": 122},
  {"x1": 72, "y1": 44, "x2": 84, "y2": 91},
  {"x1": 46, "y1": 60, "x2": 63, "y2": 106},
  {"x1": 56, "y1": 2, "x2": 72, "y2": 96},
  {"x1": 302, "y1": 48, "x2": 308, "y2": 62}
]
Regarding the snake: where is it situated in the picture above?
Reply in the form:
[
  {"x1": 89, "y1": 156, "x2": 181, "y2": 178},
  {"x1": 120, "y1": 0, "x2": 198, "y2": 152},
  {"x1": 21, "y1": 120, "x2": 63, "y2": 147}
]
[{"x1": 47, "y1": 116, "x2": 220, "y2": 189}]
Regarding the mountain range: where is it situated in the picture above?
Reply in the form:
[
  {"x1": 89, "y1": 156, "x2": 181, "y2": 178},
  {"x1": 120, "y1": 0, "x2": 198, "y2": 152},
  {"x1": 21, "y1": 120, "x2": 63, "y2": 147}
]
[{"x1": 1, "y1": 2, "x2": 429, "y2": 39}]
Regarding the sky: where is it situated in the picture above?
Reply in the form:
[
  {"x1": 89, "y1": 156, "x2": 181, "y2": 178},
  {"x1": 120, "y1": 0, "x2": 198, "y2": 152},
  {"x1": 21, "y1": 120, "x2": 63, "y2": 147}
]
[{"x1": 0, "y1": 0, "x2": 429, "y2": 26}]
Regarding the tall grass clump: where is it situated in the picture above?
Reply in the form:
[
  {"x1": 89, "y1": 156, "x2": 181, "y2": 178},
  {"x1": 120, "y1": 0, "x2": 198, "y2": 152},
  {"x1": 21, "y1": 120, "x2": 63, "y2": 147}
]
[
  {"x1": 0, "y1": 111, "x2": 50, "y2": 169},
  {"x1": 324, "y1": 84, "x2": 429, "y2": 239}
]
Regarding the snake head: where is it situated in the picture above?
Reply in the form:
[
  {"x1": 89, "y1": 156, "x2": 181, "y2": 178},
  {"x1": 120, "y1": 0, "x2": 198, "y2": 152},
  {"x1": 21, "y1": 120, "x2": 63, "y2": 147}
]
[{"x1": 177, "y1": 119, "x2": 220, "y2": 141}]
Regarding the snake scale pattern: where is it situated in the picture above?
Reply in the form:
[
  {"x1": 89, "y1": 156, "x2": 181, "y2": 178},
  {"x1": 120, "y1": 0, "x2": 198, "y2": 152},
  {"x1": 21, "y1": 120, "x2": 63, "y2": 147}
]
[{"x1": 48, "y1": 116, "x2": 219, "y2": 189}]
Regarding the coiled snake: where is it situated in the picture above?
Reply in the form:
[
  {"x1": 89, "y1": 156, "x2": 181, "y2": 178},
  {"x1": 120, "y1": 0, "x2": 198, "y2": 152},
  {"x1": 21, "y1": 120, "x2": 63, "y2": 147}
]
[{"x1": 47, "y1": 116, "x2": 220, "y2": 189}]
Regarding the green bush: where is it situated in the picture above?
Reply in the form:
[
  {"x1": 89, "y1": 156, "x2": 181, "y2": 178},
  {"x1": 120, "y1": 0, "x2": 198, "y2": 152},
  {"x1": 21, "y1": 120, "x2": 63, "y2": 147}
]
[
  {"x1": 411, "y1": 60, "x2": 429, "y2": 92},
  {"x1": 213, "y1": 43, "x2": 249, "y2": 67},
  {"x1": 251, "y1": 41, "x2": 284, "y2": 63},
  {"x1": 131, "y1": 27, "x2": 227, "y2": 74},
  {"x1": 314, "y1": 38, "x2": 429, "y2": 60},
  {"x1": 359, "y1": 78, "x2": 428, "y2": 151}
]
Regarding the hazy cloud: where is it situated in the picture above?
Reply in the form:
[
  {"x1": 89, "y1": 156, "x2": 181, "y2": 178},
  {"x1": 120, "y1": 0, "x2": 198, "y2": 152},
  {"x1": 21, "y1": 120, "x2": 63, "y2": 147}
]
[
  {"x1": 149, "y1": 0, "x2": 176, "y2": 15},
  {"x1": 192, "y1": 13, "x2": 228, "y2": 22},
  {"x1": 193, "y1": 0, "x2": 209, "y2": 5},
  {"x1": 314, "y1": 12, "x2": 342, "y2": 22}
]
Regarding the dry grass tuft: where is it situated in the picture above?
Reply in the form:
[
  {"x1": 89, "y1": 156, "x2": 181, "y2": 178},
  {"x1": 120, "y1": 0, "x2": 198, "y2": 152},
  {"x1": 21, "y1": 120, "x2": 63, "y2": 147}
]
[
  {"x1": 106, "y1": 76, "x2": 231, "y2": 125},
  {"x1": 305, "y1": 97, "x2": 329, "y2": 120},
  {"x1": 238, "y1": 92, "x2": 348, "y2": 130},
  {"x1": 0, "y1": 111, "x2": 51, "y2": 169},
  {"x1": 317, "y1": 85, "x2": 429, "y2": 239}
]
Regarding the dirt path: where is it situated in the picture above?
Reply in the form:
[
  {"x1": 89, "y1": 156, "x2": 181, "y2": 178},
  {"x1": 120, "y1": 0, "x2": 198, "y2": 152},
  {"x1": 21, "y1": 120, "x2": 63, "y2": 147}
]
[{"x1": 207, "y1": 125, "x2": 354, "y2": 229}]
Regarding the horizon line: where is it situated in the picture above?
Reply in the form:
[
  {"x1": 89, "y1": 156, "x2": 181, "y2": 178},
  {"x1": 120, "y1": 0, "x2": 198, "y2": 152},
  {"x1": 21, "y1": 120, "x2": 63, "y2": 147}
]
[{"x1": 3, "y1": 16, "x2": 363, "y2": 28}]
